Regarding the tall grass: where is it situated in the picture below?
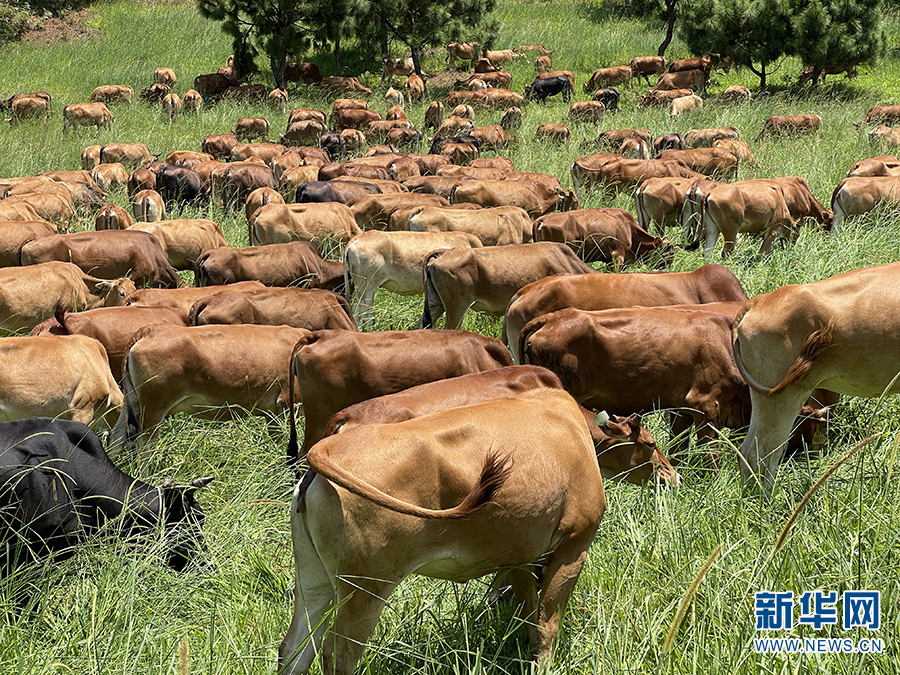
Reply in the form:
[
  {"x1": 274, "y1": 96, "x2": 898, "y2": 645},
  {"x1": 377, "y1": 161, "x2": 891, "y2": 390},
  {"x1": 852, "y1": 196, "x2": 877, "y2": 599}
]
[{"x1": 2, "y1": 0, "x2": 900, "y2": 672}]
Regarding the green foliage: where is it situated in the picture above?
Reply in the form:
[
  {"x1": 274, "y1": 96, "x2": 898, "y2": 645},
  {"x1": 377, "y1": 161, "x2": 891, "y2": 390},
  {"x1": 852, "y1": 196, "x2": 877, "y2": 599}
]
[{"x1": 0, "y1": 1, "x2": 37, "y2": 45}]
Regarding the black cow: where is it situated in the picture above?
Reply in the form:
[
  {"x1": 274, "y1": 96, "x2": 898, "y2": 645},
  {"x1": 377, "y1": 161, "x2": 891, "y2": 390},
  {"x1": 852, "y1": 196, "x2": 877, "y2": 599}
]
[
  {"x1": 525, "y1": 75, "x2": 571, "y2": 103},
  {"x1": 429, "y1": 134, "x2": 481, "y2": 156},
  {"x1": 157, "y1": 165, "x2": 205, "y2": 202},
  {"x1": 592, "y1": 88, "x2": 619, "y2": 112},
  {"x1": 295, "y1": 180, "x2": 383, "y2": 204},
  {"x1": 0, "y1": 417, "x2": 213, "y2": 574},
  {"x1": 653, "y1": 133, "x2": 685, "y2": 154},
  {"x1": 319, "y1": 133, "x2": 347, "y2": 160},
  {"x1": 139, "y1": 83, "x2": 171, "y2": 103}
]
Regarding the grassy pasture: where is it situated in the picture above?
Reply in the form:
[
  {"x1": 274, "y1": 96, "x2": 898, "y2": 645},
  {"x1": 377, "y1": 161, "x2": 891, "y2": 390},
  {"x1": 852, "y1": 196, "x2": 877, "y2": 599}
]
[{"x1": 3, "y1": 0, "x2": 900, "y2": 672}]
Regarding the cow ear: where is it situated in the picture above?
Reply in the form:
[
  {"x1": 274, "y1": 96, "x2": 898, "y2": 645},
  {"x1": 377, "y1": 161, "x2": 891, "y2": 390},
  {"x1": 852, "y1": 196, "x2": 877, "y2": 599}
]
[
  {"x1": 631, "y1": 414, "x2": 643, "y2": 428},
  {"x1": 161, "y1": 478, "x2": 174, "y2": 490}
]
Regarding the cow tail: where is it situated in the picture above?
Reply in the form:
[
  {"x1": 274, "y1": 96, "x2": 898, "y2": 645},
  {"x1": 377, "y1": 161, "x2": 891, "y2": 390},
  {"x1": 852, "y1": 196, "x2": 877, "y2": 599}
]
[
  {"x1": 733, "y1": 312, "x2": 835, "y2": 395},
  {"x1": 54, "y1": 304, "x2": 69, "y2": 331},
  {"x1": 194, "y1": 253, "x2": 208, "y2": 287},
  {"x1": 682, "y1": 182, "x2": 701, "y2": 250},
  {"x1": 518, "y1": 317, "x2": 545, "y2": 366},
  {"x1": 335, "y1": 293, "x2": 357, "y2": 329},
  {"x1": 342, "y1": 245, "x2": 353, "y2": 302},
  {"x1": 634, "y1": 183, "x2": 647, "y2": 231},
  {"x1": 308, "y1": 443, "x2": 512, "y2": 519},
  {"x1": 287, "y1": 332, "x2": 318, "y2": 467},
  {"x1": 417, "y1": 250, "x2": 443, "y2": 329},
  {"x1": 187, "y1": 298, "x2": 207, "y2": 326}
]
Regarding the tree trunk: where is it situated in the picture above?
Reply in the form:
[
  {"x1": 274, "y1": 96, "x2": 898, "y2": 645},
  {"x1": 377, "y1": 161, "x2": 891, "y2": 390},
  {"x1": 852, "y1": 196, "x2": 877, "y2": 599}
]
[
  {"x1": 333, "y1": 34, "x2": 342, "y2": 74},
  {"x1": 812, "y1": 63, "x2": 822, "y2": 87},
  {"x1": 270, "y1": 53, "x2": 286, "y2": 92},
  {"x1": 380, "y1": 19, "x2": 389, "y2": 61},
  {"x1": 760, "y1": 62, "x2": 767, "y2": 90},
  {"x1": 658, "y1": 0, "x2": 677, "y2": 57},
  {"x1": 411, "y1": 46, "x2": 423, "y2": 76}
]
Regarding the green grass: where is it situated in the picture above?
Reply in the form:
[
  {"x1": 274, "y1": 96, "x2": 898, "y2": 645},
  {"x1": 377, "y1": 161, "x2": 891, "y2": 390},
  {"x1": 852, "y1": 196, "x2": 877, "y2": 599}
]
[{"x1": 4, "y1": 0, "x2": 900, "y2": 672}]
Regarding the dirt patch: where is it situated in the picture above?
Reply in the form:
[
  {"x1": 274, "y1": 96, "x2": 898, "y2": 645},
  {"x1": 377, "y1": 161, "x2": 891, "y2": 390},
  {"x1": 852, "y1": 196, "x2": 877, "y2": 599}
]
[
  {"x1": 20, "y1": 9, "x2": 99, "y2": 46},
  {"x1": 425, "y1": 70, "x2": 467, "y2": 89}
]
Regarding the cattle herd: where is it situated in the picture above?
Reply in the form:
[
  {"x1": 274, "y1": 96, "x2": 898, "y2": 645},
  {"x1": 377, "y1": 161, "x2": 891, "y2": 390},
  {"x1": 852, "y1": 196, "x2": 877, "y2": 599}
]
[{"x1": 2, "y1": 39, "x2": 900, "y2": 674}]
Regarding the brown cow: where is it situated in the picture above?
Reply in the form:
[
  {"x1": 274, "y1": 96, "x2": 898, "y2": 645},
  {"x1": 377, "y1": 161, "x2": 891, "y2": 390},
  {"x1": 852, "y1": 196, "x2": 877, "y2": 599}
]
[
  {"x1": 404, "y1": 75, "x2": 426, "y2": 101},
  {"x1": 196, "y1": 241, "x2": 343, "y2": 290},
  {"x1": 630, "y1": 56, "x2": 667, "y2": 84},
  {"x1": 637, "y1": 89, "x2": 693, "y2": 107},
  {"x1": 63, "y1": 103, "x2": 113, "y2": 133},
  {"x1": 285, "y1": 62, "x2": 323, "y2": 84},
  {"x1": 408, "y1": 205, "x2": 533, "y2": 246},
  {"x1": 154, "y1": 67, "x2": 177, "y2": 86},
  {"x1": 20, "y1": 230, "x2": 183, "y2": 288},
  {"x1": 653, "y1": 69, "x2": 706, "y2": 96},
  {"x1": 534, "y1": 208, "x2": 674, "y2": 268},
  {"x1": 569, "y1": 100, "x2": 605, "y2": 124},
  {"x1": 279, "y1": 389, "x2": 603, "y2": 675},
  {"x1": 320, "y1": 365, "x2": 678, "y2": 486},
  {"x1": 320, "y1": 76, "x2": 372, "y2": 95},
  {"x1": 418, "y1": 242, "x2": 594, "y2": 330},
  {"x1": 595, "y1": 128, "x2": 653, "y2": 149},
  {"x1": 0, "y1": 335, "x2": 122, "y2": 428},
  {"x1": 111, "y1": 324, "x2": 309, "y2": 451},
  {"x1": 34, "y1": 305, "x2": 188, "y2": 380},
  {"x1": 859, "y1": 104, "x2": 900, "y2": 127},
  {"x1": 0, "y1": 261, "x2": 134, "y2": 334},
  {"x1": 447, "y1": 41, "x2": 481, "y2": 67},
  {"x1": 831, "y1": 176, "x2": 900, "y2": 230},
  {"x1": 90, "y1": 85, "x2": 133, "y2": 105},
  {"x1": 162, "y1": 93, "x2": 182, "y2": 123},
  {"x1": 583, "y1": 66, "x2": 632, "y2": 91},
  {"x1": 250, "y1": 202, "x2": 362, "y2": 245},
  {"x1": 332, "y1": 108, "x2": 382, "y2": 132},
  {"x1": 577, "y1": 157, "x2": 700, "y2": 194},
  {"x1": 0, "y1": 220, "x2": 55, "y2": 266},
  {"x1": 235, "y1": 117, "x2": 270, "y2": 140},
  {"x1": 10, "y1": 95, "x2": 50, "y2": 123},
  {"x1": 658, "y1": 147, "x2": 739, "y2": 179},
  {"x1": 287, "y1": 328, "x2": 515, "y2": 458},
  {"x1": 128, "y1": 219, "x2": 228, "y2": 271},
  {"x1": 699, "y1": 181, "x2": 794, "y2": 255},
  {"x1": 202, "y1": 133, "x2": 240, "y2": 160},
  {"x1": 534, "y1": 123, "x2": 571, "y2": 145},
  {"x1": 503, "y1": 263, "x2": 748, "y2": 362},
  {"x1": 95, "y1": 203, "x2": 134, "y2": 231},
  {"x1": 721, "y1": 85, "x2": 751, "y2": 102},
  {"x1": 132, "y1": 188, "x2": 166, "y2": 222},
  {"x1": 500, "y1": 106, "x2": 522, "y2": 131},
  {"x1": 123, "y1": 282, "x2": 265, "y2": 314},
  {"x1": 230, "y1": 143, "x2": 287, "y2": 163},
  {"x1": 669, "y1": 55, "x2": 711, "y2": 75},
  {"x1": 189, "y1": 287, "x2": 356, "y2": 332},
  {"x1": 757, "y1": 114, "x2": 822, "y2": 139},
  {"x1": 348, "y1": 193, "x2": 449, "y2": 229},
  {"x1": 620, "y1": 137, "x2": 650, "y2": 159},
  {"x1": 91, "y1": 163, "x2": 128, "y2": 191},
  {"x1": 451, "y1": 179, "x2": 575, "y2": 217},
  {"x1": 713, "y1": 139, "x2": 760, "y2": 167},
  {"x1": 634, "y1": 176, "x2": 720, "y2": 236}
]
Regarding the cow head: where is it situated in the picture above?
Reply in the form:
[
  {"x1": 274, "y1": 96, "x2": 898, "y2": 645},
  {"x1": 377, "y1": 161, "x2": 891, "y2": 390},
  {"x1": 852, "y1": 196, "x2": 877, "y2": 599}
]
[
  {"x1": 590, "y1": 411, "x2": 681, "y2": 487},
  {"x1": 159, "y1": 476, "x2": 214, "y2": 571},
  {"x1": 95, "y1": 278, "x2": 137, "y2": 306},
  {"x1": 557, "y1": 188, "x2": 579, "y2": 212}
]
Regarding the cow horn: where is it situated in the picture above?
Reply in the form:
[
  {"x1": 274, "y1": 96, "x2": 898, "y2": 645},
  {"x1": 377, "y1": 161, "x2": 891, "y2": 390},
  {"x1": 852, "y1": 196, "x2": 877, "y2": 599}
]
[
  {"x1": 593, "y1": 410, "x2": 610, "y2": 427},
  {"x1": 189, "y1": 476, "x2": 215, "y2": 490}
]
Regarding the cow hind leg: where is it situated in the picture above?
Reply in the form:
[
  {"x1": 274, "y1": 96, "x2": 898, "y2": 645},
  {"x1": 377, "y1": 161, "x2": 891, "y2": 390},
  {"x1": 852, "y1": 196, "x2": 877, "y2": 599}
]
[
  {"x1": 507, "y1": 566, "x2": 540, "y2": 648},
  {"x1": 740, "y1": 389, "x2": 811, "y2": 492},
  {"x1": 322, "y1": 578, "x2": 395, "y2": 675}
]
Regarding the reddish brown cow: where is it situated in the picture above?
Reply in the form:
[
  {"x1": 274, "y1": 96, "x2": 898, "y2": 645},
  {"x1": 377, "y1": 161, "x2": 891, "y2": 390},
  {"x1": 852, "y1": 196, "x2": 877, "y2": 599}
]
[
  {"x1": 323, "y1": 366, "x2": 679, "y2": 486},
  {"x1": 503, "y1": 264, "x2": 748, "y2": 362},
  {"x1": 189, "y1": 287, "x2": 356, "y2": 331},
  {"x1": 578, "y1": 157, "x2": 701, "y2": 194},
  {"x1": 669, "y1": 56, "x2": 711, "y2": 76},
  {"x1": 0, "y1": 220, "x2": 55, "y2": 266},
  {"x1": 195, "y1": 241, "x2": 343, "y2": 290},
  {"x1": 653, "y1": 69, "x2": 706, "y2": 96},
  {"x1": 451, "y1": 179, "x2": 576, "y2": 217},
  {"x1": 533, "y1": 208, "x2": 674, "y2": 268},
  {"x1": 285, "y1": 62, "x2": 323, "y2": 84},
  {"x1": 202, "y1": 133, "x2": 240, "y2": 160},
  {"x1": 20, "y1": 230, "x2": 183, "y2": 288},
  {"x1": 349, "y1": 193, "x2": 449, "y2": 229},
  {"x1": 288, "y1": 328, "x2": 515, "y2": 459},
  {"x1": 757, "y1": 114, "x2": 822, "y2": 139},
  {"x1": 630, "y1": 56, "x2": 667, "y2": 84},
  {"x1": 859, "y1": 104, "x2": 900, "y2": 127},
  {"x1": 658, "y1": 147, "x2": 739, "y2": 179},
  {"x1": 320, "y1": 76, "x2": 372, "y2": 95},
  {"x1": 583, "y1": 66, "x2": 632, "y2": 91}
]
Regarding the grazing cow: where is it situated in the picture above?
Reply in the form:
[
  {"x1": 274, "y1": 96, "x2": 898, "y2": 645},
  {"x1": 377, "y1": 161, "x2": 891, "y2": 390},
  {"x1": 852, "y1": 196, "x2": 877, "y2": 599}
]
[
  {"x1": 287, "y1": 328, "x2": 515, "y2": 458},
  {"x1": 620, "y1": 137, "x2": 650, "y2": 159},
  {"x1": 721, "y1": 85, "x2": 751, "y2": 102},
  {"x1": 799, "y1": 63, "x2": 857, "y2": 83},
  {"x1": 90, "y1": 85, "x2": 133, "y2": 105},
  {"x1": 95, "y1": 203, "x2": 134, "y2": 231},
  {"x1": 418, "y1": 242, "x2": 594, "y2": 329},
  {"x1": 435, "y1": 115, "x2": 474, "y2": 137},
  {"x1": 535, "y1": 55, "x2": 552, "y2": 73},
  {"x1": 123, "y1": 281, "x2": 265, "y2": 313},
  {"x1": 349, "y1": 193, "x2": 448, "y2": 229},
  {"x1": 447, "y1": 41, "x2": 480, "y2": 67},
  {"x1": 344, "y1": 230, "x2": 481, "y2": 328},
  {"x1": 757, "y1": 114, "x2": 822, "y2": 139},
  {"x1": 714, "y1": 139, "x2": 760, "y2": 166},
  {"x1": 503, "y1": 263, "x2": 748, "y2": 362},
  {"x1": 250, "y1": 202, "x2": 362, "y2": 246},
  {"x1": 269, "y1": 88, "x2": 288, "y2": 111},
  {"x1": 382, "y1": 58, "x2": 415, "y2": 82},
  {"x1": 285, "y1": 62, "x2": 323, "y2": 84},
  {"x1": 404, "y1": 75, "x2": 425, "y2": 101},
  {"x1": 471, "y1": 87, "x2": 523, "y2": 108},
  {"x1": 21, "y1": 230, "x2": 182, "y2": 288},
  {"x1": 384, "y1": 87, "x2": 404, "y2": 108},
  {"x1": 189, "y1": 287, "x2": 356, "y2": 332},
  {"x1": 9, "y1": 95, "x2": 50, "y2": 123},
  {"x1": 156, "y1": 165, "x2": 204, "y2": 203},
  {"x1": 732, "y1": 262, "x2": 900, "y2": 490},
  {"x1": 0, "y1": 262, "x2": 134, "y2": 334},
  {"x1": 245, "y1": 187, "x2": 285, "y2": 222},
  {"x1": 859, "y1": 104, "x2": 900, "y2": 127},
  {"x1": 320, "y1": 366, "x2": 678, "y2": 485},
  {"x1": 127, "y1": 167, "x2": 159, "y2": 198},
  {"x1": 162, "y1": 93, "x2": 182, "y2": 123},
  {"x1": 132, "y1": 188, "x2": 166, "y2": 222},
  {"x1": 320, "y1": 76, "x2": 372, "y2": 96},
  {"x1": 500, "y1": 106, "x2": 522, "y2": 131},
  {"x1": 634, "y1": 176, "x2": 719, "y2": 235},
  {"x1": 658, "y1": 147, "x2": 738, "y2": 178},
  {"x1": 140, "y1": 83, "x2": 170, "y2": 103},
  {"x1": 280, "y1": 389, "x2": 604, "y2": 675},
  {"x1": 670, "y1": 94, "x2": 703, "y2": 116},
  {"x1": 868, "y1": 126, "x2": 900, "y2": 149},
  {"x1": 0, "y1": 417, "x2": 211, "y2": 574},
  {"x1": 637, "y1": 89, "x2": 693, "y2": 107},
  {"x1": 584, "y1": 66, "x2": 632, "y2": 91},
  {"x1": 91, "y1": 163, "x2": 128, "y2": 191},
  {"x1": 520, "y1": 305, "x2": 749, "y2": 462},
  {"x1": 165, "y1": 150, "x2": 215, "y2": 167},
  {"x1": 845, "y1": 156, "x2": 900, "y2": 177},
  {"x1": 653, "y1": 69, "x2": 706, "y2": 96},
  {"x1": 288, "y1": 109, "x2": 327, "y2": 127},
  {"x1": 831, "y1": 176, "x2": 900, "y2": 230},
  {"x1": 669, "y1": 55, "x2": 712, "y2": 76},
  {"x1": 111, "y1": 324, "x2": 309, "y2": 451},
  {"x1": 332, "y1": 108, "x2": 382, "y2": 132},
  {"x1": 423, "y1": 101, "x2": 444, "y2": 130},
  {"x1": 592, "y1": 88, "x2": 619, "y2": 111},
  {"x1": 202, "y1": 133, "x2": 239, "y2": 160},
  {"x1": 235, "y1": 117, "x2": 270, "y2": 140},
  {"x1": 653, "y1": 133, "x2": 684, "y2": 154},
  {"x1": 698, "y1": 181, "x2": 794, "y2": 255},
  {"x1": 196, "y1": 241, "x2": 343, "y2": 290},
  {"x1": 525, "y1": 75, "x2": 571, "y2": 102},
  {"x1": 408, "y1": 205, "x2": 533, "y2": 246},
  {"x1": 100, "y1": 142, "x2": 153, "y2": 168},
  {"x1": 569, "y1": 100, "x2": 605, "y2": 124},
  {"x1": 62, "y1": 102, "x2": 113, "y2": 133},
  {"x1": 684, "y1": 126, "x2": 741, "y2": 148},
  {"x1": 534, "y1": 208, "x2": 673, "y2": 268},
  {"x1": 81, "y1": 145, "x2": 102, "y2": 170},
  {"x1": 282, "y1": 120, "x2": 328, "y2": 147},
  {"x1": 0, "y1": 334, "x2": 122, "y2": 427},
  {"x1": 129, "y1": 219, "x2": 227, "y2": 270},
  {"x1": 154, "y1": 67, "x2": 177, "y2": 86},
  {"x1": 630, "y1": 56, "x2": 667, "y2": 84},
  {"x1": 181, "y1": 89, "x2": 202, "y2": 113},
  {"x1": 595, "y1": 128, "x2": 653, "y2": 149},
  {"x1": 451, "y1": 179, "x2": 575, "y2": 217},
  {"x1": 386, "y1": 104, "x2": 407, "y2": 121},
  {"x1": 577, "y1": 157, "x2": 700, "y2": 194},
  {"x1": 230, "y1": 143, "x2": 287, "y2": 163},
  {"x1": 220, "y1": 162, "x2": 277, "y2": 207},
  {"x1": 296, "y1": 180, "x2": 382, "y2": 205},
  {"x1": 34, "y1": 305, "x2": 188, "y2": 379},
  {"x1": 534, "y1": 123, "x2": 570, "y2": 145},
  {"x1": 0, "y1": 220, "x2": 55, "y2": 266}
]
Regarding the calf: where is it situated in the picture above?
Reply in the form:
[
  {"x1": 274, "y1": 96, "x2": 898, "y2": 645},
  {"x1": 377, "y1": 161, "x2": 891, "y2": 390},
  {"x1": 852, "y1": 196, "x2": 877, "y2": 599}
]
[
  {"x1": 288, "y1": 328, "x2": 514, "y2": 458},
  {"x1": 418, "y1": 242, "x2": 594, "y2": 330},
  {"x1": 0, "y1": 417, "x2": 211, "y2": 574},
  {"x1": 279, "y1": 390, "x2": 603, "y2": 675}
]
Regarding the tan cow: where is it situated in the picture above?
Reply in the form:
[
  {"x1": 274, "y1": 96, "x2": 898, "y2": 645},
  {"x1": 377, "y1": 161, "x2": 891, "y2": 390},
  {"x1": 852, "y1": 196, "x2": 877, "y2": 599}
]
[
  {"x1": 91, "y1": 163, "x2": 128, "y2": 191},
  {"x1": 418, "y1": 242, "x2": 594, "y2": 330},
  {"x1": 721, "y1": 85, "x2": 751, "y2": 102},
  {"x1": 348, "y1": 193, "x2": 448, "y2": 229},
  {"x1": 569, "y1": 100, "x2": 605, "y2": 124},
  {"x1": 757, "y1": 114, "x2": 822, "y2": 139},
  {"x1": 732, "y1": 262, "x2": 900, "y2": 490},
  {"x1": 133, "y1": 188, "x2": 166, "y2": 222},
  {"x1": 288, "y1": 328, "x2": 515, "y2": 458},
  {"x1": 110, "y1": 324, "x2": 309, "y2": 451},
  {"x1": 634, "y1": 176, "x2": 720, "y2": 235},
  {"x1": 2, "y1": 193, "x2": 75, "y2": 228},
  {"x1": 344, "y1": 230, "x2": 482, "y2": 329},
  {"x1": 700, "y1": 181, "x2": 793, "y2": 255},
  {"x1": 0, "y1": 261, "x2": 134, "y2": 334},
  {"x1": 10, "y1": 95, "x2": 50, "y2": 123},
  {"x1": 63, "y1": 103, "x2": 113, "y2": 133},
  {"x1": 129, "y1": 219, "x2": 228, "y2": 270},
  {"x1": 320, "y1": 76, "x2": 372, "y2": 95},
  {"x1": 33, "y1": 305, "x2": 188, "y2": 379},
  {"x1": 195, "y1": 242, "x2": 343, "y2": 290},
  {"x1": 578, "y1": 157, "x2": 700, "y2": 194},
  {"x1": 408, "y1": 205, "x2": 534, "y2": 246},
  {"x1": 95, "y1": 203, "x2": 134, "y2": 230},
  {"x1": 154, "y1": 67, "x2": 177, "y2": 86},
  {"x1": 451, "y1": 179, "x2": 575, "y2": 217},
  {"x1": 831, "y1": 176, "x2": 900, "y2": 230},
  {"x1": 630, "y1": 56, "x2": 667, "y2": 84},
  {"x1": 404, "y1": 74, "x2": 425, "y2": 101},
  {"x1": 250, "y1": 202, "x2": 362, "y2": 246},
  {"x1": 81, "y1": 145, "x2": 103, "y2": 170},
  {"x1": 123, "y1": 281, "x2": 265, "y2": 314},
  {"x1": 858, "y1": 104, "x2": 900, "y2": 126},
  {"x1": 0, "y1": 335, "x2": 122, "y2": 428},
  {"x1": 637, "y1": 89, "x2": 693, "y2": 107},
  {"x1": 653, "y1": 69, "x2": 706, "y2": 96},
  {"x1": 713, "y1": 139, "x2": 760, "y2": 166},
  {"x1": 269, "y1": 88, "x2": 288, "y2": 111},
  {"x1": 162, "y1": 93, "x2": 182, "y2": 123},
  {"x1": 583, "y1": 65, "x2": 632, "y2": 91},
  {"x1": 90, "y1": 85, "x2": 133, "y2": 105},
  {"x1": 670, "y1": 94, "x2": 703, "y2": 117},
  {"x1": 0, "y1": 220, "x2": 55, "y2": 266},
  {"x1": 279, "y1": 389, "x2": 604, "y2": 675},
  {"x1": 658, "y1": 147, "x2": 739, "y2": 179},
  {"x1": 503, "y1": 264, "x2": 748, "y2": 362},
  {"x1": 534, "y1": 123, "x2": 571, "y2": 145},
  {"x1": 684, "y1": 127, "x2": 741, "y2": 148}
]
